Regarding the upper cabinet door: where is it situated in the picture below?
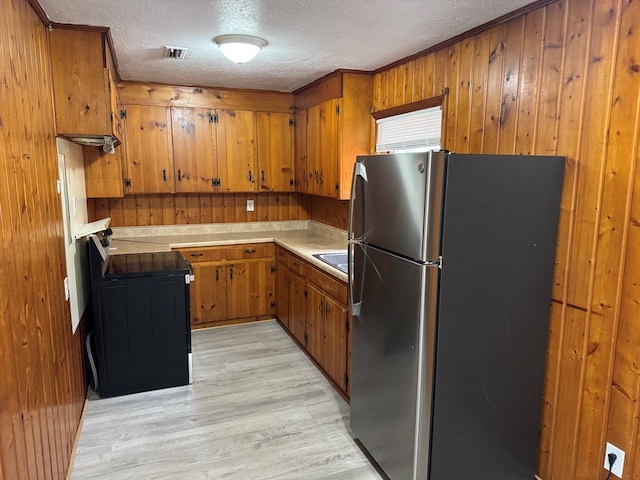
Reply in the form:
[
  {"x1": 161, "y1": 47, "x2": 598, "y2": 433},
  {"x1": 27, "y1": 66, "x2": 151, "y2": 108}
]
[
  {"x1": 49, "y1": 29, "x2": 114, "y2": 137},
  {"x1": 294, "y1": 109, "x2": 308, "y2": 193},
  {"x1": 171, "y1": 107, "x2": 217, "y2": 193},
  {"x1": 257, "y1": 112, "x2": 294, "y2": 192},
  {"x1": 123, "y1": 105, "x2": 174, "y2": 194},
  {"x1": 216, "y1": 109, "x2": 257, "y2": 192},
  {"x1": 306, "y1": 104, "x2": 321, "y2": 195},
  {"x1": 319, "y1": 98, "x2": 340, "y2": 198}
]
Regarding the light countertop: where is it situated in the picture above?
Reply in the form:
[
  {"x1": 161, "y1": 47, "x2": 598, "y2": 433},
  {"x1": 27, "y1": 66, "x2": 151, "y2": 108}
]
[{"x1": 107, "y1": 220, "x2": 349, "y2": 283}]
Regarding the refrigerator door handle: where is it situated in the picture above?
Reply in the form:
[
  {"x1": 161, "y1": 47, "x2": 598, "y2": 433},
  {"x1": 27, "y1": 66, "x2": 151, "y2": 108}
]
[
  {"x1": 348, "y1": 241, "x2": 364, "y2": 316},
  {"x1": 348, "y1": 161, "x2": 367, "y2": 241}
]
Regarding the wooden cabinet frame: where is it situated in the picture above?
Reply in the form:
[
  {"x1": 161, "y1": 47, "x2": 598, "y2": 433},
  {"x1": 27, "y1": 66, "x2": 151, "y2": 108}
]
[
  {"x1": 177, "y1": 244, "x2": 275, "y2": 328},
  {"x1": 274, "y1": 245, "x2": 351, "y2": 400}
]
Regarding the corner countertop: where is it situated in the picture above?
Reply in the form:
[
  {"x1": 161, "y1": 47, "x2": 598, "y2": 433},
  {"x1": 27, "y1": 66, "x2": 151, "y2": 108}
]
[{"x1": 107, "y1": 220, "x2": 349, "y2": 283}]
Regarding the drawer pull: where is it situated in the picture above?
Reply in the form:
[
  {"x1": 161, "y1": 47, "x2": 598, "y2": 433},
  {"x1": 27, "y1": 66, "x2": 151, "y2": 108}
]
[
  {"x1": 244, "y1": 248, "x2": 257, "y2": 254},
  {"x1": 190, "y1": 253, "x2": 204, "y2": 257},
  {"x1": 293, "y1": 261, "x2": 300, "y2": 267}
]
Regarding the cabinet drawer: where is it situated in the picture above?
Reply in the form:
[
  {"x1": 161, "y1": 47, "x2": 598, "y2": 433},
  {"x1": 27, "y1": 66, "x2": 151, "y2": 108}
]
[
  {"x1": 179, "y1": 247, "x2": 225, "y2": 263},
  {"x1": 307, "y1": 265, "x2": 347, "y2": 305},
  {"x1": 276, "y1": 245, "x2": 289, "y2": 263},
  {"x1": 276, "y1": 246, "x2": 307, "y2": 277},
  {"x1": 225, "y1": 243, "x2": 274, "y2": 260},
  {"x1": 288, "y1": 255, "x2": 306, "y2": 277}
]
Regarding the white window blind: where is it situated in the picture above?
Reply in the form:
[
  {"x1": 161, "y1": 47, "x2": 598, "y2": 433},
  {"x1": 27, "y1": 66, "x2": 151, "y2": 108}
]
[{"x1": 375, "y1": 105, "x2": 442, "y2": 153}]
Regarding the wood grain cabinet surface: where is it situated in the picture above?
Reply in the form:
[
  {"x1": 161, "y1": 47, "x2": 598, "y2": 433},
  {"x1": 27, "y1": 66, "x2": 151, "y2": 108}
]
[
  {"x1": 294, "y1": 72, "x2": 373, "y2": 200},
  {"x1": 50, "y1": 28, "x2": 126, "y2": 198},
  {"x1": 122, "y1": 105, "x2": 175, "y2": 194},
  {"x1": 118, "y1": 105, "x2": 294, "y2": 195},
  {"x1": 177, "y1": 243, "x2": 274, "y2": 328},
  {"x1": 171, "y1": 107, "x2": 218, "y2": 193},
  {"x1": 274, "y1": 245, "x2": 350, "y2": 400},
  {"x1": 257, "y1": 112, "x2": 295, "y2": 192},
  {"x1": 49, "y1": 28, "x2": 118, "y2": 138}
]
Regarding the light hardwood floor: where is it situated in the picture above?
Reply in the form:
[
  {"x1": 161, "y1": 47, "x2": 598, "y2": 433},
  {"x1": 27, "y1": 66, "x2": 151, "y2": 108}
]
[{"x1": 71, "y1": 320, "x2": 382, "y2": 479}]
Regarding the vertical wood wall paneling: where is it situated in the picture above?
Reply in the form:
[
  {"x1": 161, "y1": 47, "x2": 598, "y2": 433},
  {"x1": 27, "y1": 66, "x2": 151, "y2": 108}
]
[
  {"x1": 542, "y1": 0, "x2": 591, "y2": 476},
  {"x1": 372, "y1": 0, "x2": 640, "y2": 479},
  {"x1": 87, "y1": 193, "x2": 311, "y2": 226},
  {"x1": 444, "y1": 42, "x2": 461, "y2": 151},
  {"x1": 515, "y1": 7, "x2": 545, "y2": 155},
  {"x1": 596, "y1": 0, "x2": 640, "y2": 477},
  {"x1": 0, "y1": 0, "x2": 86, "y2": 479}
]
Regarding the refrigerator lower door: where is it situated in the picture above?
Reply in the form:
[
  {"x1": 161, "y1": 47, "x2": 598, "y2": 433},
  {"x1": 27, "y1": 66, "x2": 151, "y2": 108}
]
[{"x1": 350, "y1": 244, "x2": 438, "y2": 480}]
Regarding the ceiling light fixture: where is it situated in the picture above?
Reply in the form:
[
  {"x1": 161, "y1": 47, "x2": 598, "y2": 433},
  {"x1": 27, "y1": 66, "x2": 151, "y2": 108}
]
[{"x1": 213, "y1": 34, "x2": 267, "y2": 64}]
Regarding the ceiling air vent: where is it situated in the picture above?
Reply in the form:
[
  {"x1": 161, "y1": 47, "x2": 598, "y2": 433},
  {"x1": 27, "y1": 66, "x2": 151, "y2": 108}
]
[{"x1": 163, "y1": 46, "x2": 188, "y2": 59}]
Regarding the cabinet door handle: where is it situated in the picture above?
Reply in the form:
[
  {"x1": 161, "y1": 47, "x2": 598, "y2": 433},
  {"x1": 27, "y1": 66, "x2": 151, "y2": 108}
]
[
  {"x1": 244, "y1": 248, "x2": 257, "y2": 254},
  {"x1": 190, "y1": 253, "x2": 204, "y2": 257},
  {"x1": 248, "y1": 170, "x2": 253, "y2": 182},
  {"x1": 216, "y1": 269, "x2": 219, "y2": 281},
  {"x1": 178, "y1": 169, "x2": 182, "y2": 181},
  {"x1": 319, "y1": 300, "x2": 324, "y2": 314},
  {"x1": 229, "y1": 267, "x2": 233, "y2": 280},
  {"x1": 163, "y1": 169, "x2": 167, "y2": 181},
  {"x1": 261, "y1": 170, "x2": 265, "y2": 182}
]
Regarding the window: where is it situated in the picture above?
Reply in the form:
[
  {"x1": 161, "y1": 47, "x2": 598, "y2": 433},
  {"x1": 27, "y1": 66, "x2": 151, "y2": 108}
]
[{"x1": 373, "y1": 96, "x2": 444, "y2": 153}]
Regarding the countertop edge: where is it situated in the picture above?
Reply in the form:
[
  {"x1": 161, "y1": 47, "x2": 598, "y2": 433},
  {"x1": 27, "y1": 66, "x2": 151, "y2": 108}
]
[{"x1": 108, "y1": 224, "x2": 348, "y2": 283}]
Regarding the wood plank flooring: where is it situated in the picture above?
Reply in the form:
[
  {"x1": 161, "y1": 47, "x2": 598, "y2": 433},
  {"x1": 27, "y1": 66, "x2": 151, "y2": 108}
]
[{"x1": 71, "y1": 320, "x2": 382, "y2": 479}]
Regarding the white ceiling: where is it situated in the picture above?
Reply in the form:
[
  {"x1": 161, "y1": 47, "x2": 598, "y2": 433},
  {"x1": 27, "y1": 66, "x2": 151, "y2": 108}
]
[{"x1": 38, "y1": 0, "x2": 534, "y2": 93}]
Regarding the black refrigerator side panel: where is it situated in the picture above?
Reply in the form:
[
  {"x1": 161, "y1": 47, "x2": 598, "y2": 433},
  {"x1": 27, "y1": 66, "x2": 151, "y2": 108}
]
[
  {"x1": 429, "y1": 154, "x2": 564, "y2": 479},
  {"x1": 94, "y1": 274, "x2": 189, "y2": 397}
]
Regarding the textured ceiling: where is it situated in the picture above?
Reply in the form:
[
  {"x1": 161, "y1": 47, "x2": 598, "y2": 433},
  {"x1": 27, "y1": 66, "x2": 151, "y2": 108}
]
[{"x1": 38, "y1": 0, "x2": 535, "y2": 92}]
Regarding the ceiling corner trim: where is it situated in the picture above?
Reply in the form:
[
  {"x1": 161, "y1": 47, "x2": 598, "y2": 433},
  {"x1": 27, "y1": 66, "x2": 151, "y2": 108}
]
[
  {"x1": 292, "y1": 68, "x2": 373, "y2": 96},
  {"x1": 28, "y1": 0, "x2": 52, "y2": 27},
  {"x1": 373, "y1": 0, "x2": 560, "y2": 74}
]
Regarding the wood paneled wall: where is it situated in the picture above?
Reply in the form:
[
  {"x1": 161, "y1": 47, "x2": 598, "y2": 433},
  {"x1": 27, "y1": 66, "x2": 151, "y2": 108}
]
[
  {"x1": 374, "y1": 0, "x2": 640, "y2": 478},
  {"x1": 88, "y1": 192, "x2": 354, "y2": 230},
  {"x1": 307, "y1": 196, "x2": 349, "y2": 231},
  {"x1": 0, "y1": 0, "x2": 86, "y2": 479},
  {"x1": 88, "y1": 193, "x2": 310, "y2": 226}
]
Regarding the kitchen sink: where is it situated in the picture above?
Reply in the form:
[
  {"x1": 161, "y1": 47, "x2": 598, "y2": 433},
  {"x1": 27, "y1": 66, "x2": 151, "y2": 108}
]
[{"x1": 313, "y1": 252, "x2": 349, "y2": 274}]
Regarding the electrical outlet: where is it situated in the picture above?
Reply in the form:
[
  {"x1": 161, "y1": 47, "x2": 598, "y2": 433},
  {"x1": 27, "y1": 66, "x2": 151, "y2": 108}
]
[
  {"x1": 247, "y1": 199, "x2": 255, "y2": 212},
  {"x1": 604, "y1": 442, "x2": 625, "y2": 478}
]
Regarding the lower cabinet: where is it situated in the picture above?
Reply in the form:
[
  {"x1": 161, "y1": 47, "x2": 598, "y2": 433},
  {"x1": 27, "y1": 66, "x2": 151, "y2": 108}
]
[
  {"x1": 227, "y1": 259, "x2": 275, "y2": 319},
  {"x1": 307, "y1": 284, "x2": 348, "y2": 394},
  {"x1": 177, "y1": 243, "x2": 275, "y2": 328},
  {"x1": 275, "y1": 245, "x2": 351, "y2": 400}
]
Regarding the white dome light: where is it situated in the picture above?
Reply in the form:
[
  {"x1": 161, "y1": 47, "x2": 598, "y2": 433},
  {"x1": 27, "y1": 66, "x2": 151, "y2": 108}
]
[{"x1": 213, "y1": 35, "x2": 267, "y2": 64}]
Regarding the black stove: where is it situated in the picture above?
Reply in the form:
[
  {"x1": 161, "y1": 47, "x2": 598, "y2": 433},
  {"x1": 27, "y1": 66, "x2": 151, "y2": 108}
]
[{"x1": 87, "y1": 234, "x2": 192, "y2": 398}]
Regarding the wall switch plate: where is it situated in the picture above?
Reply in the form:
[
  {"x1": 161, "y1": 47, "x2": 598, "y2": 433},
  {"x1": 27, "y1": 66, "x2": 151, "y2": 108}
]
[
  {"x1": 247, "y1": 199, "x2": 255, "y2": 212},
  {"x1": 604, "y1": 442, "x2": 625, "y2": 478}
]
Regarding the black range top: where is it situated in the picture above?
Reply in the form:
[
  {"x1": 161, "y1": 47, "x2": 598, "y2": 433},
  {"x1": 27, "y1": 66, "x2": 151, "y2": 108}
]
[{"x1": 104, "y1": 251, "x2": 189, "y2": 279}]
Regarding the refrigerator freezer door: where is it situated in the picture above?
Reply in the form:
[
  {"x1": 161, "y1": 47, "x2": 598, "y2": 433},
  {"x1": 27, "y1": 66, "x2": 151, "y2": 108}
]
[
  {"x1": 349, "y1": 152, "x2": 445, "y2": 262},
  {"x1": 350, "y1": 244, "x2": 438, "y2": 480}
]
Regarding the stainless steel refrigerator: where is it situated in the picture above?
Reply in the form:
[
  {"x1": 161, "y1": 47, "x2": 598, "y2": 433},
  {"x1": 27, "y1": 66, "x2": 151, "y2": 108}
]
[{"x1": 348, "y1": 151, "x2": 564, "y2": 480}]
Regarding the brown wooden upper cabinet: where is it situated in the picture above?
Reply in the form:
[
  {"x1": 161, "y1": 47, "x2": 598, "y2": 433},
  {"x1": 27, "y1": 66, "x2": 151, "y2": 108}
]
[
  {"x1": 216, "y1": 109, "x2": 257, "y2": 193},
  {"x1": 171, "y1": 107, "x2": 218, "y2": 193},
  {"x1": 121, "y1": 105, "x2": 294, "y2": 194},
  {"x1": 256, "y1": 112, "x2": 295, "y2": 192},
  {"x1": 122, "y1": 105, "x2": 174, "y2": 194},
  {"x1": 49, "y1": 28, "x2": 118, "y2": 140},
  {"x1": 294, "y1": 72, "x2": 373, "y2": 200},
  {"x1": 294, "y1": 109, "x2": 308, "y2": 193}
]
